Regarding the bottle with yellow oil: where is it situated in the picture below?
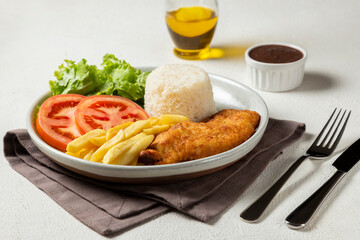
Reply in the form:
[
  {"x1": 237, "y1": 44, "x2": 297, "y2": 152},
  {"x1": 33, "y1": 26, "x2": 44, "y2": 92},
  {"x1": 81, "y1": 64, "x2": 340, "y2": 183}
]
[{"x1": 166, "y1": 0, "x2": 218, "y2": 60}]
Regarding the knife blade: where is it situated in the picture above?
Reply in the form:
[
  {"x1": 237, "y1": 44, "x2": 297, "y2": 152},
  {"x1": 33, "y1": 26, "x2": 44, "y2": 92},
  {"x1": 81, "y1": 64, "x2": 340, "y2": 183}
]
[
  {"x1": 332, "y1": 138, "x2": 360, "y2": 172},
  {"x1": 285, "y1": 138, "x2": 360, "y2": 229}
]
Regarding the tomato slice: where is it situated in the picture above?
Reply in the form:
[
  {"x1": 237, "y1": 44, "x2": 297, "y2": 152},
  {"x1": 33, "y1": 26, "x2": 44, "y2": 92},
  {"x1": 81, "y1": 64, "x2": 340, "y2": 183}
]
[
  {"x1": 75, "y1": 95, "x2": 149, "y2": 134},
  {"x1": 36, "y1": 94, "x2": 86, "y2": 152}
]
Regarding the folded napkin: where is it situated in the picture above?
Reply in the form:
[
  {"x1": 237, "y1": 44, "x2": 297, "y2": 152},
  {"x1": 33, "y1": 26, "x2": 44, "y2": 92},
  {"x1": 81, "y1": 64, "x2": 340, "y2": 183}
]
[{"x1": 3, "y1": 118, "x2": 305, "y2": 236}]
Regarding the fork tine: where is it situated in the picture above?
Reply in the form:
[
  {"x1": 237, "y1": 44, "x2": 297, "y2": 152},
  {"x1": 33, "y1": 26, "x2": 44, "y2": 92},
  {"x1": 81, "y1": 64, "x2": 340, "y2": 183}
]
[
  {"x1": 326, "y1": 110, "x2": 351, "y2": 150},
  {"x1": 319, "y1": 108, "x2": 342, "y2": 146},
  {"x1": 324, "y1": 109, "x2": 346, "y2": 148},
  {"x1": 320, "y1": 109, "x2": 343, "y2": 147},
  {"x1": 313, "y1": 108, "x2": 337, "y2": 146}
]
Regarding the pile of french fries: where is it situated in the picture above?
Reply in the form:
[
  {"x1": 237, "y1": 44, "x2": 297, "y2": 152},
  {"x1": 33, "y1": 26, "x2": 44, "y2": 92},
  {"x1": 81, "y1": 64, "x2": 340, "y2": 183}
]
[{"x1": 65, "y1": 115, "x2": 189, "y2": 165}]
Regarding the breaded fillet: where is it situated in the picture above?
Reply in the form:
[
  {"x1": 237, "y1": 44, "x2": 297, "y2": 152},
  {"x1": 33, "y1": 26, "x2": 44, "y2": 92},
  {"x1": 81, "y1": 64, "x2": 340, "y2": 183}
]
[{"x1": 138, "y1": 109, "x2": 260, "y2": 165}]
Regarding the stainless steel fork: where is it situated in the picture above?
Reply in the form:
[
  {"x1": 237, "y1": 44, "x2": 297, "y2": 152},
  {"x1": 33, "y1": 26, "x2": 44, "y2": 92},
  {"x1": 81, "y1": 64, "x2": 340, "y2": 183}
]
[{"x1": 240, "y1": 108, "x2": 351, "y2": 222}]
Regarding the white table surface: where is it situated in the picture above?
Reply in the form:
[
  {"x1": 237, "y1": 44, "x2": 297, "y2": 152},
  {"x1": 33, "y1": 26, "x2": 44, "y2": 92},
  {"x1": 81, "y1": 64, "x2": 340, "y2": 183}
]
[{"x1": 1, "y1": 0, "x2": 360, "y2": 239}]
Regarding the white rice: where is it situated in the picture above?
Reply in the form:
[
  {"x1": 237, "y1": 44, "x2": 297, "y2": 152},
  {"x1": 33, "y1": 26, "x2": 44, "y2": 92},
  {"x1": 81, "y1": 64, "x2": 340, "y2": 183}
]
[{"x1": 144, "y1": 64, "x2": 217, "y2": 122}]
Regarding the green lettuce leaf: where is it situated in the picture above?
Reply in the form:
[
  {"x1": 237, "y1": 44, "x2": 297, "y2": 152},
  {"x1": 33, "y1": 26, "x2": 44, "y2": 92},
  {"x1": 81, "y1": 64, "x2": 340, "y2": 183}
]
[
  {"x1": 99, "y1": 54, "x2": 148, "y2": 102},
  {"x1": 49, "y1": 54, "x2": 150, "y2": 106},
  {"x1": 49, "y1": 59, "x2": 101, "y2": 96}
]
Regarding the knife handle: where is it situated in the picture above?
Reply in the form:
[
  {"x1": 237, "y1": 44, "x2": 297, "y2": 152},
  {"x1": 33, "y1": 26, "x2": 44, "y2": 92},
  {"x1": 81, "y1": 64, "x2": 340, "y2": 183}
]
[
  {"x1": 240, "y1": 155, "x2": 309, "y2": 222},
  {"x1": 285, "y1": 170, "x2": 346, "y2": 229}
]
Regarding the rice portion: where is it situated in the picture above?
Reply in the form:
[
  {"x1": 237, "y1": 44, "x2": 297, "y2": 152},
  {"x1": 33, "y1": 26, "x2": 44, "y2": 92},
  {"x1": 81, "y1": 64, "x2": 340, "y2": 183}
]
[{"x1": 144, "y1": 64, "x2": 217, "y2": 122}]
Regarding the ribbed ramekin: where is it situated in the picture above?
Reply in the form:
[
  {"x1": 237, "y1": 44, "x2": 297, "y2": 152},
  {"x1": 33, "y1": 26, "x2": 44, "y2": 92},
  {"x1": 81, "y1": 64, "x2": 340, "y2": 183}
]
[{"x1": 245, "y1": 42, "x2": 307, "y2": 92}]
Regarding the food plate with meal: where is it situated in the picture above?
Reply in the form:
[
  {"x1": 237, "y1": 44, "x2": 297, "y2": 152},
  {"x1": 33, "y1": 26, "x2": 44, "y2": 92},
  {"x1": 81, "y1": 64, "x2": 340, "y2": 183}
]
[{"x1": 26, "y1": 58, "x2": 268, "y2": 183}]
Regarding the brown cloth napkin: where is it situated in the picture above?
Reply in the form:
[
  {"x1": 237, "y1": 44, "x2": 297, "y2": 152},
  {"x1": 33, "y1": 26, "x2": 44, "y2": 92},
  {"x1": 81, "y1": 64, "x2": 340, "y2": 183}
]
[{"x1": 3, "y1": 118, "x2": 305, "y2": 236}]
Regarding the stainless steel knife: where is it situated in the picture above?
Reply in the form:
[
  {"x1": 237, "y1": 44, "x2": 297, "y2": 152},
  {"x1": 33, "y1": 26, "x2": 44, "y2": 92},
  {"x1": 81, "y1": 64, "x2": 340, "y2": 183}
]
[{"x1": 285, "y1": 138, "x2": 360, "y2": 229}]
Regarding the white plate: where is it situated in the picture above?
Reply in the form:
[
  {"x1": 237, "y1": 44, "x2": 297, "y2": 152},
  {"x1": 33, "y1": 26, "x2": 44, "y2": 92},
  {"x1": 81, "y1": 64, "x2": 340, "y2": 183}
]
[{"x1": 26, "y1": 71, "x2": 269, "y2": 183}]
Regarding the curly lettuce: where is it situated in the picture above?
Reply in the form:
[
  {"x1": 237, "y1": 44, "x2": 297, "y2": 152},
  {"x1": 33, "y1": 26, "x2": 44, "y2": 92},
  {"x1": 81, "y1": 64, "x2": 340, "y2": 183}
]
[
  {"x1": 49, "y1": 54, "x2": 150, "y2": 106},
  {"x1": 50, "y1": 59, "x2": 101, "y2": 95}
]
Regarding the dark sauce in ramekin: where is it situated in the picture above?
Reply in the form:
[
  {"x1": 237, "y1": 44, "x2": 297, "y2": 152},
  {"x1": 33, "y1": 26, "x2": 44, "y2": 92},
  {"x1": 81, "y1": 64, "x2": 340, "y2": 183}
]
[{"x1": 249, "y1": 44, "x2": 303, "y2": 64}]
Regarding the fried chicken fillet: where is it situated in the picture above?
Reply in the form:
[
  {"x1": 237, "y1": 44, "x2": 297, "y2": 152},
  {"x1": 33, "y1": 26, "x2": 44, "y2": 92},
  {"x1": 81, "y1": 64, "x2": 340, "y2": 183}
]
[{"x1": 138, "y1": 109, "x2": 260, "y2": 165}]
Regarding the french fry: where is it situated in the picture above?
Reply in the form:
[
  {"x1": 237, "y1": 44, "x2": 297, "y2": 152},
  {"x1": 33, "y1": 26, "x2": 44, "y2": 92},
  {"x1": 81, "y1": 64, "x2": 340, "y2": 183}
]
[
  {"x1": 143, "y1": 125, "x2": 171, "y2": 135},
  {"x1": 65, "y1": 151, "x2": 78, "y2": 157},
  {"x1": 102, "y1": 132, "x2": 148, "y2": 165},
  {"x1": 90, "y1": 130, "x2": 125, "y2": 162},
  {"x1": 66, "y1": 114, "x2": 189, "y2": 165},
  {"x1": 91, "y1": 119, "x2": 154, "y2": 163},
  {"x1": 149, "y1": 117, "x2": 160, "y2": 126},
  {"x1": 106, "y1": 122, "x2": 133, "y2": 141},
  {"x1": 128, "y1": 159, "x2": 138, "y2": 166},
  {"x1": 89, "y1": 136, "x2": 106, "y2": 147},
  {"x1": 101, "y1": 142, "x2": 132, "y2": 165},
  {"x1": 117, "y1": 135, "x2": 154, "y2": 165},
  {"x1": 66, "y1": 129, "x2": 106, "y2": 153},
  {"x1": 123, "y1": 119, "x2": 153, "y2": 138},
  {"x1": 159, "y1": 115, "x2": 189, "y2": 125},
  {"x1": 67, "y1": 147, "x2": 94, "y2": 159},
  {"x1": 83, "y1": 148, "x2": 96, "y2": 161}
]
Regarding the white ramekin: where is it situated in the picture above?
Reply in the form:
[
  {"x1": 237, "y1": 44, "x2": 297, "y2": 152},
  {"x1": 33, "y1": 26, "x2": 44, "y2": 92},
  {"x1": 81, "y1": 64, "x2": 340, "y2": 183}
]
[{"x1": 245, "y1": 42, "x2": 307, "y2": 92}]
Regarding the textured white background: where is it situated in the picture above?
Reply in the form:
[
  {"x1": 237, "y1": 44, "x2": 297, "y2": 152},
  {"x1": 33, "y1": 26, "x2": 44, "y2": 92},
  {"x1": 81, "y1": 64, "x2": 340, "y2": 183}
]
[{"x1": 1, "y1": 0, "x2": 360, "y2": 239}]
